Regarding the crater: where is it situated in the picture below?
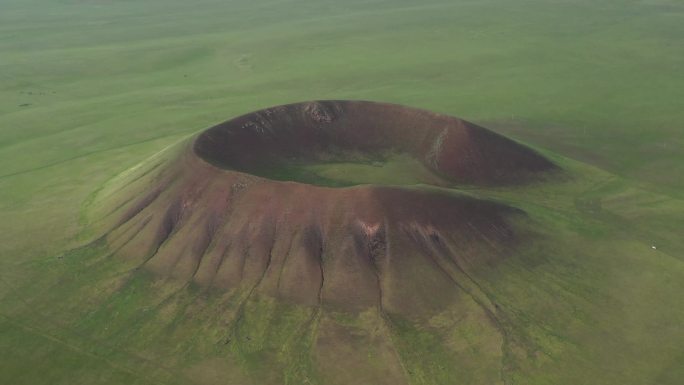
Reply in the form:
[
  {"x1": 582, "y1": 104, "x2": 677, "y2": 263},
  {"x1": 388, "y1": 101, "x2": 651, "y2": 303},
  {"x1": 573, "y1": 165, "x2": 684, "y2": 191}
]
[{"x1": 194, "y1": 100, "x2": 557, "y2": 187}]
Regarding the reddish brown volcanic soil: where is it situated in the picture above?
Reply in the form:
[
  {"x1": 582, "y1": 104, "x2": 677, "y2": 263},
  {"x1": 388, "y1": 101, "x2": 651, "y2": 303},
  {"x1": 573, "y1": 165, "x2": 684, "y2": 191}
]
[{"x1": 103, "y1": 101, "x2": 556, "y2": 316}]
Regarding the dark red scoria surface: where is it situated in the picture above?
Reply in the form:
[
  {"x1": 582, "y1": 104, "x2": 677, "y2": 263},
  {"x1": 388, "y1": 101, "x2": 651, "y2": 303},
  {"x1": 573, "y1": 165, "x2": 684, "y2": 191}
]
[{"x1": 102, "y1": 100, "x2": 556, "y2": 317}]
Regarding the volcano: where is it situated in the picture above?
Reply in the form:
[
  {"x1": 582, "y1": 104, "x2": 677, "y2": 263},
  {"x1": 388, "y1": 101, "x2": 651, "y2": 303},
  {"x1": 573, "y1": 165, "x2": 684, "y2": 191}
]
[{"x1": 99, "y1": 101, "x2": 557, "y2": 317}]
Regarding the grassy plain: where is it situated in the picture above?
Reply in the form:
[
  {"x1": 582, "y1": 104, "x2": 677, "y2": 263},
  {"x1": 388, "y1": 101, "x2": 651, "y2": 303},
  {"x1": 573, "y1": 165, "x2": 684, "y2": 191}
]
[{"x1": 1, "y1": 0, "x2": 683, "y2": 384}]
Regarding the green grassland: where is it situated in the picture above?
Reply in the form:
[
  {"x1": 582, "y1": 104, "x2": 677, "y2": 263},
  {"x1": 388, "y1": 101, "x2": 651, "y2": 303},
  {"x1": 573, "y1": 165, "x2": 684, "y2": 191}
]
[
  {"x1": 1, "y1": 0, "x2": 683, "y2": 384},
  {"x1": 252, "y1": 153, "x2": 448, "y2": 187}
]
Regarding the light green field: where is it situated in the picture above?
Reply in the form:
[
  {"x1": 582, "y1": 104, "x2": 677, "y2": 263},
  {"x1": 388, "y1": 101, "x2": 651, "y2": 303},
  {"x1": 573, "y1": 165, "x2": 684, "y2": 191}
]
[
  {"x1": 1, "y1": 0, "x2": 683, "y2": 384},
  {"x1": 252, "y1": 153, "x2": 448, "y2": 187}
]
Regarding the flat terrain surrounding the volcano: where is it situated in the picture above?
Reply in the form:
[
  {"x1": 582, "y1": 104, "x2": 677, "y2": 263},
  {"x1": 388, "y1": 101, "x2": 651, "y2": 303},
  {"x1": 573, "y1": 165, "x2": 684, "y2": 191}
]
[{"x1": 1, "y1": 1, "x2": 683, "y2": 385}]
